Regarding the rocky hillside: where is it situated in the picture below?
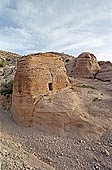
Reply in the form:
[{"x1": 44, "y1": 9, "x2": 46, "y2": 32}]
[{"x1": 0, "y1": 50, "x2": 21, "y2": 86}]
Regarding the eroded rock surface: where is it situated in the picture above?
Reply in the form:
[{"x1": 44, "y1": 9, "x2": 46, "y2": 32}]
[{"x1": 73, "y1": 52, "x2": 100, "y2": 78}]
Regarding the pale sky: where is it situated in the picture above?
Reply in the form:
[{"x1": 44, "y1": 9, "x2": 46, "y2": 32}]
[{"x1": 0, "y1": 0, "x2": 112, "y2": 61}]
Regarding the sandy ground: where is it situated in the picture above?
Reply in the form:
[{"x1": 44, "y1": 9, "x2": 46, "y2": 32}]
[{"x1": 0, "y1": 79, "x2": 112, "y2": 170}]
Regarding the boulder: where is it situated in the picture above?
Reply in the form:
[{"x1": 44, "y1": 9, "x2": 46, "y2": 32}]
[{"x1": 74, "y1": 52, "x2": 101, "y2": 78}]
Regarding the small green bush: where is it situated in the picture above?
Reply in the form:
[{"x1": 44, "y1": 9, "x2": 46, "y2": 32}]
[
  {"x1": 0, "y1": 80, "x2": 13, "y2": 95},
  {"x1": 73, "y1": 84, "x2": 97, "y2": 90},
  {"x1": 0, "y1": 59, "x2": 7, "y2": 67},
  {"x1": 81, "y1": 84, "x2": 97, "y2": 90}
]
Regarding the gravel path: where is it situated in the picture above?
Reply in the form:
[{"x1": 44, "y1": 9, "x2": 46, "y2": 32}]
[
  {"x1": 1, "y1": 109, "x2": 112, "y2": 170},
  {"x1": 0, "y1": 138, "x2": 55, "y2": 170}
]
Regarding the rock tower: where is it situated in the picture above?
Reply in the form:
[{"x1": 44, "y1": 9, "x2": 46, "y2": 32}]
[{"x1": 74, "y1": 52, "x2": 100, "y2": 78}]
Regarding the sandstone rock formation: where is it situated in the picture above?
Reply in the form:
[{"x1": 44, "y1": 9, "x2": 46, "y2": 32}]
[
  {"x1": 65, "y1": 58, "x2": 77, "y2": 77},
  {"x1": 73, "y1": 52, "x2": 101, "y2": 78},
  {"x1": 96, "y1": 61, "x2": 112, "y2": 82},
  {"x1": 52, "y1": 52, "x2": 77, "y2": 78},
  {"x1": 11, "y1": 54, "x2": 68, "y2": 125}
]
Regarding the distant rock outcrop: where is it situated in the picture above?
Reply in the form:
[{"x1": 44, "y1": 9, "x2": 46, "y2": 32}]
[
  {"x1": 98, "y1": 61, "x2": 112, "y2": 69},
  {"x1": 73, "y1": 52, "x2": 101, "y2": 78},
  {"x1": 96, "y1": 61, "x2": 112, "y2": 82}
]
